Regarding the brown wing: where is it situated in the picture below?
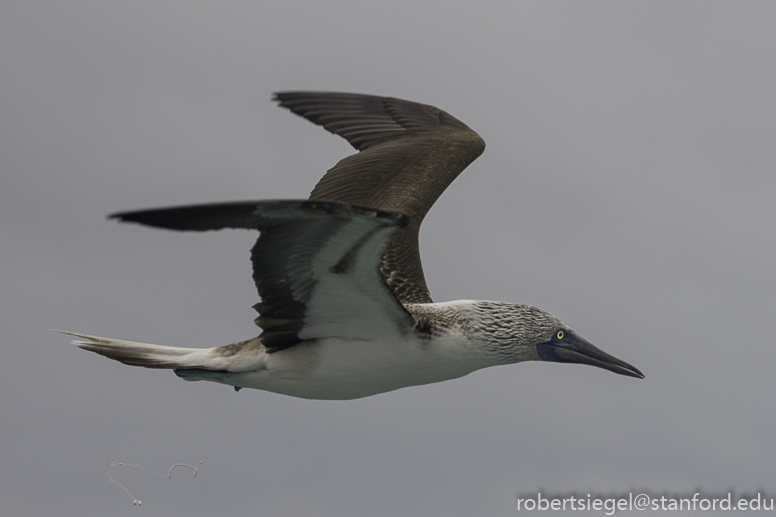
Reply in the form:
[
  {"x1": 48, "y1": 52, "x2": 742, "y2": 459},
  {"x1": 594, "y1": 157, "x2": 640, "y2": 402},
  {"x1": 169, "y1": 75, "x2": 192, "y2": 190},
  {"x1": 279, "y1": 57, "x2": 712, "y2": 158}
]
[{"x1": 274, "y1": 92, "x2": 486, "y2": 304}]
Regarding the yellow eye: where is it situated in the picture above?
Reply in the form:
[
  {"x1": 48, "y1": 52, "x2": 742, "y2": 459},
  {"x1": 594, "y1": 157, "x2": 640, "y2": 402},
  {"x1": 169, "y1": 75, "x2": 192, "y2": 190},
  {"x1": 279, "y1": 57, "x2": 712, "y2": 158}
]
[{"x1": 556, "y1": 330, "x2": 565, "y2": 340}]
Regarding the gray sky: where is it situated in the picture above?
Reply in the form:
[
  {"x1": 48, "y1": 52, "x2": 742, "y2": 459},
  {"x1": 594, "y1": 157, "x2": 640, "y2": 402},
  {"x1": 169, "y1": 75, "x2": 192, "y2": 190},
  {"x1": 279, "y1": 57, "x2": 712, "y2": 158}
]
[{"x1": 3, "y1": 1, "x2": 775, "y2": 515}]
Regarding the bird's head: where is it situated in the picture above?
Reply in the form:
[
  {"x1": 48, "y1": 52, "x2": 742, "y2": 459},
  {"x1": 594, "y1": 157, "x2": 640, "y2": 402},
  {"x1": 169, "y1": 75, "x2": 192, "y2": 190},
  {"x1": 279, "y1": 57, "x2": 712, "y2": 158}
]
[{"x1": 472, "y1": 302, "x2": 643, "y2": 379}]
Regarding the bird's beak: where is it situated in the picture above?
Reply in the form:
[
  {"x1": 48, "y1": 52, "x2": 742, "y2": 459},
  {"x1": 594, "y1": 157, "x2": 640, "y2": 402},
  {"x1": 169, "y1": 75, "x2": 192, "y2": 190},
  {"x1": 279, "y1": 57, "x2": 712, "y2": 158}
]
[{"x1": 537, "y1": 333, "x2": 644, "y2": 379}]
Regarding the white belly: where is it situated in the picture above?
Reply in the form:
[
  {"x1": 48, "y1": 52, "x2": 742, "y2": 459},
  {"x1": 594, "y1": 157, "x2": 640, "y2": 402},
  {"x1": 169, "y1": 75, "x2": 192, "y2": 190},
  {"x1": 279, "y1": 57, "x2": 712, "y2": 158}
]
[{"x1": 229, "y1": 333, "x2": 495, "y2": 400}]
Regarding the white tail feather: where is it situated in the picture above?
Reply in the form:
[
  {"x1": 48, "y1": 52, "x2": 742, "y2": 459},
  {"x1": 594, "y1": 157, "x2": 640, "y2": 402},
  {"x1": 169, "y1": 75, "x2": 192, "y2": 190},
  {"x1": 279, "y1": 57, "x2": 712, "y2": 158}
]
[{"x1": 56, "y1": 331, "x2": 211, "y2": 369}]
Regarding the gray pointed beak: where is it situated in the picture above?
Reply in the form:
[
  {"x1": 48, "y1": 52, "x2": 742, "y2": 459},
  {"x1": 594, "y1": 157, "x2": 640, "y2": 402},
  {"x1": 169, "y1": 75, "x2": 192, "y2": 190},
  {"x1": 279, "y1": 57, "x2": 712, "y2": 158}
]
[{"x1": 537, "y1": 332, "x2": 644, "y2": 379}]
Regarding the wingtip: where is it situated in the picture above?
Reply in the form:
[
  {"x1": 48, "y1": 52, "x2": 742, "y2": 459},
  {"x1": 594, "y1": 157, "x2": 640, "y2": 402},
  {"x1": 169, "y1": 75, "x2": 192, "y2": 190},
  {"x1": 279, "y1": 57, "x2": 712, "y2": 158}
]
[{"x1": 107, "y1": 209, "x2": 146, "y2": 224}]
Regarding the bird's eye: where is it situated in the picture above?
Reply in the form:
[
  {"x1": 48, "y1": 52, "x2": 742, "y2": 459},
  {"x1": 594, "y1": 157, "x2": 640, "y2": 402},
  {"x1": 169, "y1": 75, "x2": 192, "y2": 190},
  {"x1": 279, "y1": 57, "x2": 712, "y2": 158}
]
[{"x1": 556, "y1": 330, "x2": 565, "y2": 340}]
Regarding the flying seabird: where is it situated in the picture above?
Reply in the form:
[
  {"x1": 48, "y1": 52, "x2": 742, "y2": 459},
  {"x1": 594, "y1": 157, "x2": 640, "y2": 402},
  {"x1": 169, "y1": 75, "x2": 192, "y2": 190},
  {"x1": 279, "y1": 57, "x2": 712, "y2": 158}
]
[{"x1": 64, "y1": 92, "x2": 643, "y2": 400}]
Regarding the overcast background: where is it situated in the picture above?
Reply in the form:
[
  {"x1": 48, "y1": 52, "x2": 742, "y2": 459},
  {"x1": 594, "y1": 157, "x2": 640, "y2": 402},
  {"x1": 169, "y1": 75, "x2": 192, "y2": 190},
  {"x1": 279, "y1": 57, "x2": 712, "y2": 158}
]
[{"x1": 3, "y1": 1, "x2": 775, "y2": 516}]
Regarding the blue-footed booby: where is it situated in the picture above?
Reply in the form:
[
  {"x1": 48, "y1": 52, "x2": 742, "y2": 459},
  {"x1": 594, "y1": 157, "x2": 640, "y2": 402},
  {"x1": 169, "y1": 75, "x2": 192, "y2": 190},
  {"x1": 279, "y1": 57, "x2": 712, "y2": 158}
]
[{"x1": 64, "y1": 92, "x2": 643, "y2": 400}]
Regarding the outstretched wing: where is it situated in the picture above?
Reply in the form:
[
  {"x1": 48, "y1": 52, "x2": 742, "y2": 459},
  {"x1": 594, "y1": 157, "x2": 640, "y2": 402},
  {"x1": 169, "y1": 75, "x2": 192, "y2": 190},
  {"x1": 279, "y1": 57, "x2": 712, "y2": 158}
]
[
  {"x1": 111, "y1": 201, "x2": 414, "y2": 353},
  {"x1": 274, "y1": 92, "x2": 486, "y2": 304}
]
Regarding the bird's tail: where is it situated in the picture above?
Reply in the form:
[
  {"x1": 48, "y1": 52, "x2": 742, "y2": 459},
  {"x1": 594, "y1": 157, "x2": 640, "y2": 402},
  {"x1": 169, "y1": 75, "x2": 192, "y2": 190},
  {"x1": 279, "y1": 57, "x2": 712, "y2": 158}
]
[{"x1": 58, "y1": 331, "x2": 213, "y2": 369}]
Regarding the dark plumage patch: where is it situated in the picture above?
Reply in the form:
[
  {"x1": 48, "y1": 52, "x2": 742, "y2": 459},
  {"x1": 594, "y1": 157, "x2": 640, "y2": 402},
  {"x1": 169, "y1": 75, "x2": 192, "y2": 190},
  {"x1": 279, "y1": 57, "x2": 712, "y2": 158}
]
[
  {"x1": 414, "y1": 317, "x2": 435, "y2": 340},
  {"x1": 261, "y1": 331, "x2": 303, "y2": 353},
  {"x1": 331, "y1": 256, "x2": 351, "y2": 274}
]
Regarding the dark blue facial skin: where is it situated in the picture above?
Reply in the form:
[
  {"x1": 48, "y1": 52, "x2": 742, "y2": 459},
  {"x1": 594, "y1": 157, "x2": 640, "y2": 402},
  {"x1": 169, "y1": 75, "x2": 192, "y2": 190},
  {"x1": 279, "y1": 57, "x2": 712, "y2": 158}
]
[{"x1": 537, "y1": 329, "x2": 644, "y2": 379}]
